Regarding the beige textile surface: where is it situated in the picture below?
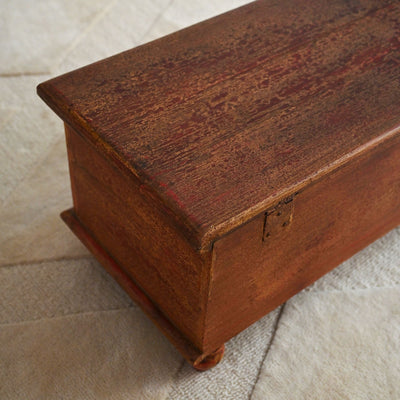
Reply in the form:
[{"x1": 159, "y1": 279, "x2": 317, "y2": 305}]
[{"x1": 1, "y1": 1, "x2": 399, "y2": 398}]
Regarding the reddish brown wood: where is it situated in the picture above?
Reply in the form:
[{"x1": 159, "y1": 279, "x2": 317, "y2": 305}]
[
  {"x1": 61, "y1": 208, "x2": 224, "y2": 370},
  {"x1": 192, "y1": 345, "x2": 225, "y2": 372},
  {"x1": 63, "y1": 124, "x2": 209, "y2": 350},
  {"x1": 37, "y1": 0, "x2": 400, "y2": 250},
  {"x1": 37, "y1": 0, "x2": 400, "y2": 369},
  {"x1": 204, "y1": 131, "x2": 400, "y2": 350}
]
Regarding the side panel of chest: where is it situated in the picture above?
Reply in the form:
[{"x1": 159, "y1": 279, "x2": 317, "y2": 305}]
[
  {"x1": 205, "y1": 133, "x2": 400, "y2": 351},
  {"x1": 64, "y1": 124, "x2": 209, "y2": 350}
]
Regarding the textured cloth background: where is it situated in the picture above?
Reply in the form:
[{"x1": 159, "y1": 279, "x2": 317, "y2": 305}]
[{"x1": 1, "y1": 1, "x2": 399, "y2": 398}]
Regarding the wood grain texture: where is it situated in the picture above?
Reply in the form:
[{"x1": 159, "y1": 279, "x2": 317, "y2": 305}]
[
  {"x1": 37, "y1": 0, "x2": 400, "y2": 250},
  {"x1": 64, "y1": 124, "x2": 210, "y2": 349},
  {"x1": 60, "y1": 208, "x2": 224, "y2": 371},
  {"x1": 204, "y1": 131, "x2": 400, "y2": 350},
  {"x1": 37, "y1": 0, "x2": 400, "y2": 368}
]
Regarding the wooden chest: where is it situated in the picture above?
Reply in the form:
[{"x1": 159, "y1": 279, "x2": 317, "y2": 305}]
[{"x1": 37, "y1": 0, "x2": 400, "y2": 370}]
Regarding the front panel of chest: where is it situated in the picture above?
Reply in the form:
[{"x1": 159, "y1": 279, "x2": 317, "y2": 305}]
[{"x1": 204, "y1": 134, "x2": 400, "y2": 350}]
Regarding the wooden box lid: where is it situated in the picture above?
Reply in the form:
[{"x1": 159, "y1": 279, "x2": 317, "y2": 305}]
[{"x1": 37, "y1": 0, "x2": 400, "y2": 250}]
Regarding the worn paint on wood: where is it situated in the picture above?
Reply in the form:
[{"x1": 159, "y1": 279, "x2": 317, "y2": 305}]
[
  {"x1": 37, "y1": 0, "x2": 400, "y2": 250},
  {"x1": 37, "y1": 0, "x2": 400, "y2": 368}
]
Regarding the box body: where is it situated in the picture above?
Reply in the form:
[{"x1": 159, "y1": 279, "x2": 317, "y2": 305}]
[
  {"x1": 64, "y1": 124, "x2": 210, "y2": 351},
  {"x1": 37, "y1": 0, "x2": 400, "y2": 368},
  {"x1": 65, "y1": 122, "x2": 400, "y2": 355},
  {"x1": 205, "y1": 132, "x2": 400, "y2": 350}
]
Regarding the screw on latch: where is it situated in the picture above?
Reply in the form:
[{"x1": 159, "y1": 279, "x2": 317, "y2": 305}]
[{"x1": 262, "y1": 195, "x2": 295, "y2": 241}]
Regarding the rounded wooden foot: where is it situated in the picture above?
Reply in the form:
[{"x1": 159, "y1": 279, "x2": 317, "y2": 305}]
[{"x1": 192, "y1": 344, "x2": 225, "y2": 371}]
